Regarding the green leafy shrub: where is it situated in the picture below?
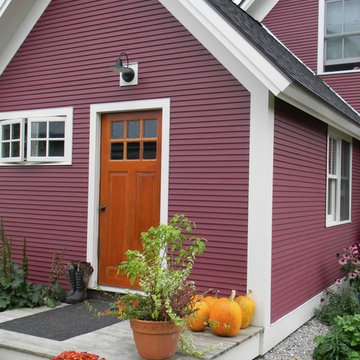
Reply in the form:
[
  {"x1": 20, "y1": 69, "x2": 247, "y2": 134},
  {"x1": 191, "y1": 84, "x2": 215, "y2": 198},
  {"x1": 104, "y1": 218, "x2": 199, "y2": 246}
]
[
  {"x1": 315, "y1": 286, "x2": 360, "y2": 326},
  {"x1": 0, "y1": 219, "x2": 66, "y2": 310},
  {"x1": 313, "y1": 314, "x2": 360, "y2": 360}
]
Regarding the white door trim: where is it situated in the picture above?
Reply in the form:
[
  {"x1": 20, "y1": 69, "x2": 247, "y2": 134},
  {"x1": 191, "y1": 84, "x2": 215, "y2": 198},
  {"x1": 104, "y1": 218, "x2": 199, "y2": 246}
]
[{"x1": 87, "y1": 98, "x2": 170, "y2": 292}]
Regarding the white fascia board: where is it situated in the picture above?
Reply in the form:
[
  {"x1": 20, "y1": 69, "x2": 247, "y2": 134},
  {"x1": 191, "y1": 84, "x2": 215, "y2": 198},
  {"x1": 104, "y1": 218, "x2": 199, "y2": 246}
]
[
  {"x1": 159, "y1": 0, "x2": 291, "y2": 95},
  {"x1": 241, "y1": 0, "x2": 280, "y2": 22},
  {"x1": 280, "y1": 83, "x2": 360, "y2": 140},
  {"x1": 0, "y1": 0, "x2": 51, "y2": 76},
  {"x1": 0, "y1": 0, "x2": 11, "y2": 18}
]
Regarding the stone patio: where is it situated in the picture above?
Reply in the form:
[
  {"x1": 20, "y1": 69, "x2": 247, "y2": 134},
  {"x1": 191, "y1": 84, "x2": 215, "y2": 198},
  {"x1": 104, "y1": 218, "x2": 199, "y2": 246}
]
[{"x1": 0, "y1": 305, "x2": 263, "y2": 360}]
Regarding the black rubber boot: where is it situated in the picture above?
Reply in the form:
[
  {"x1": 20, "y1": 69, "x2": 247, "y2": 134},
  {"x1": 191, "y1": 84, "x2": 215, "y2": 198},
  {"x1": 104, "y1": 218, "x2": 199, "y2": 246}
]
[
  {"x1": 64, "y1": 268, "x2": 76, "y2": 303},
  {"x1": 66, "y1": 270, "x2": 85, "y2": 304}
]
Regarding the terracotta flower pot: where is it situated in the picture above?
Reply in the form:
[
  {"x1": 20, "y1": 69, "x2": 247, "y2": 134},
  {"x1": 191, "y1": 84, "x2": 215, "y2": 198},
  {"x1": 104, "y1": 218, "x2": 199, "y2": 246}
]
[{"x1": 130, "y1": 319, "x2": 182, "y2": 360}]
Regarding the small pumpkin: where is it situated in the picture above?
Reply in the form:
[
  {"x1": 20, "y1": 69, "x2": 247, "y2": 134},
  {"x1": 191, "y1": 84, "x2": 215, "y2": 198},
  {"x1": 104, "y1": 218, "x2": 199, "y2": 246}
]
[
  {"x1": 187, "y1": 299, "x2": 210, "y2": 332},
  {"x1": 209, "y1": 290, "x2": 242, "y2": 337},
  {"x1": 190, "y1": 294, "x2": 203, "y2": 304},
  {"x1": 235, "y1": 290, "x2": 255, "y2": 329}
]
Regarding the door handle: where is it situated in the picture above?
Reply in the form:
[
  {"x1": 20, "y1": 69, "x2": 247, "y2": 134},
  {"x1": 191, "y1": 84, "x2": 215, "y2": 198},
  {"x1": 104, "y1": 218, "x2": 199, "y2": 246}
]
[{"x1": 99, "y1": 204, "x2": 106, "y2": 211}]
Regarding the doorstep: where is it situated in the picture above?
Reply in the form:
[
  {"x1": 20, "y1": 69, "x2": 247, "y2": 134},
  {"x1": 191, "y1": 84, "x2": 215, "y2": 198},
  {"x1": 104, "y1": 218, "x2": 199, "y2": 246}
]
[{"x1": 0, "y1": 306, "x2": 263, "y2": 360}]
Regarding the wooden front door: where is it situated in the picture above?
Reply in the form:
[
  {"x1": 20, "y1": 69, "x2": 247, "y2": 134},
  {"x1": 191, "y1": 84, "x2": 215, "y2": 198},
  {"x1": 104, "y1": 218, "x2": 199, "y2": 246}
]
[{"x1": 98, "y1": 110, "x2": 162, "y2": 288}]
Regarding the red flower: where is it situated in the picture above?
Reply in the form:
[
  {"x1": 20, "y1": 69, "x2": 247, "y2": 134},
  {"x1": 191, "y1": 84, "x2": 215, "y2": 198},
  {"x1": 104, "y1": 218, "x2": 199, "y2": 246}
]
[{"x1": 51, "y1": 351, "x2": 105, "y2": 360}]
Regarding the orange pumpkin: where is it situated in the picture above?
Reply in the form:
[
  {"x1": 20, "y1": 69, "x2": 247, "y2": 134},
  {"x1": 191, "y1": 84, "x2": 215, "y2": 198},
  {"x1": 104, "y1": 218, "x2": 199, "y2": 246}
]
[
  {"x1": 209, "y1": 290, "x2": 242, "y2": 337},
  {"x1": 235, "y1": 290, "x2": 255, "y2": 329},
  {"x1": 203, "y1": 295, "x2": 217, "y2": 311},
  {"x1": 187, "y1": 300, "x2": 210, "y2": 332}
]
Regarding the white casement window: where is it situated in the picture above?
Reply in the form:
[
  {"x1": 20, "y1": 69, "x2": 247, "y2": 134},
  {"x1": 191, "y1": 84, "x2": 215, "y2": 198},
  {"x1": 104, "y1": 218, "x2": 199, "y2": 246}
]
[
  {"x1": 326, "y1": 128, "x2": 352, "y2": 226},
  {"x1": 0, "y1": 108, "x2": 72, "y2": 165},
  {"x1": 320, "y1": 0, "x2": 360, "y2": 73},
  {"x1": 0, "y1": 118, "x2": 25, "y2": 162}
]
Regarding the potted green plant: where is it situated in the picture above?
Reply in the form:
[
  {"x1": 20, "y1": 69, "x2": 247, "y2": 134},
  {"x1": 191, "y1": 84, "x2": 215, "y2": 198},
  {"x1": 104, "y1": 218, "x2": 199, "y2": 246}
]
[{"x1": 109, "y1": 214, "x2": 207, "y2": 360}]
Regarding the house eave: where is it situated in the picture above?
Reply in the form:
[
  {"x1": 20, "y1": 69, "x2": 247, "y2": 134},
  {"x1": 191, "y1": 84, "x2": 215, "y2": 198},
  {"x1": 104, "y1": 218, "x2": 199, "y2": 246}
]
[
  {"x1": 0, "y1": 0, "x2": 51, "y2": 76},
  {"x1": 280, "y1": 83, "x2": 360, "y2": 140}
]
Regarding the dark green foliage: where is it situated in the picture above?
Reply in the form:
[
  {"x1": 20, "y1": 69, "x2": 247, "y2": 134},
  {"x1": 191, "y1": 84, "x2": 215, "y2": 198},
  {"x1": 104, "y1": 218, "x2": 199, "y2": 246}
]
[
  {"x1": 0, "y1": 261, "x2": 43, "y2": 310},
  {"x1": 0, "y1": 219, "x2": 66, "y2": 311},
  {"x1": 313, "y1": 315, "x2": 360, "y2": 360},
  {"x1": 41, "y1": 282, "x2": 66, "y2": 308},
  {"x1": 315, "y1": 286, "x2": 360, "y2": 326}
]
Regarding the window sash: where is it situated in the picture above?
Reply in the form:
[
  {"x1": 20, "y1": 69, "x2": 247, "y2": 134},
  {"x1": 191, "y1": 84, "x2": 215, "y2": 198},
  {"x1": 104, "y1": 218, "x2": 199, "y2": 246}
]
[
  {"x1": 0, "y1": 118, "x2": 25, "y2": 162},
  {"x1": 325, "y1": 0, "x2": 360, "y2": 65},
  {"x1": 27, "y1": 116, "x2": 66, "y2": 162},
  {"x1": 327, "y1": 132, "x2": 351, "y2": 225}
]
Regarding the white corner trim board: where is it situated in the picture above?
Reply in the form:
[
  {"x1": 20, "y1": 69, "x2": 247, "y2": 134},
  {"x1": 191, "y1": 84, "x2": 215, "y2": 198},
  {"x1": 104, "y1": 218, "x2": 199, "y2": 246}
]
[
  {"x1": 247, "y1": 88, "x2": 274, "y2": 330},
  {"x1": 87, "y1": 98, "x2": 170, "y2": 291}
]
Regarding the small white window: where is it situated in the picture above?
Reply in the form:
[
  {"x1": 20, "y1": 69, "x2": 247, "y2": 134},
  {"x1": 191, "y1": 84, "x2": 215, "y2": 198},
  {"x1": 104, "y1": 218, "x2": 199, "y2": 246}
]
[
  {"x1": 0, "y1": 108, "x2": 72, "y2": 165},
  {"x1": 326, "y1": 128, "x2": 351, "y2": 225}
]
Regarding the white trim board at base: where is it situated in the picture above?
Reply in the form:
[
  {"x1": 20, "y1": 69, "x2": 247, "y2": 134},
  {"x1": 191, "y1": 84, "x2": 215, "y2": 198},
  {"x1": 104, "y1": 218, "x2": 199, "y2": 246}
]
[
  {"x1": 260, "y1": 284, "x2": 337, "y2": 355},
  {"x1": 86, "y1": 98, "x2": 170, "y2": 290}
]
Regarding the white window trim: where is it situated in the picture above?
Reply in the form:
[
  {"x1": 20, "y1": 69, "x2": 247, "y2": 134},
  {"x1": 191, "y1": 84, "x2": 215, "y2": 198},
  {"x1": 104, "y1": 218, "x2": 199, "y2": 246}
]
[
  {"x1": 326, "y1": 127, "x2": 352, "y2": 227},
  {"x1": 0, "y1": 107, "x2": 73, "y2": 165},
  {"x1": 318, "y1": 0, "x2": 360, "y2": 75},
  {"x1": 0, "y1": 118, "x2": 25, "y2": 162}
]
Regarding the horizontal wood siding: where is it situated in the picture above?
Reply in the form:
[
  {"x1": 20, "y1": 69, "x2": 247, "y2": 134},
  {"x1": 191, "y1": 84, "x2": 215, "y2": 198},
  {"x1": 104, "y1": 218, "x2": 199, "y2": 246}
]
[
  {"x1": 264, "y1": 0, "x2": 360, "y2": 113},
  {"x1": 0, "y1": 0, "x2": 250, "y2": 293},
  {"x1": 272, "y1": 99, "x2": 360, "y2": 322}
]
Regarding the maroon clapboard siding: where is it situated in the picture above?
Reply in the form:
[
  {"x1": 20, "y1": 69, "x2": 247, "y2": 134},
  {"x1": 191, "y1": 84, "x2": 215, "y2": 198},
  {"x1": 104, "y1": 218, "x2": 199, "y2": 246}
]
[
  {"x1": 264, "y1": 0, "x2": 360, "y2": 113},
  {"x1": 0, "y1": 0, "x2": 250, "y2": 293},
  {"x1": 272, "y1": 99, "x2": 360, "y2": 322}
]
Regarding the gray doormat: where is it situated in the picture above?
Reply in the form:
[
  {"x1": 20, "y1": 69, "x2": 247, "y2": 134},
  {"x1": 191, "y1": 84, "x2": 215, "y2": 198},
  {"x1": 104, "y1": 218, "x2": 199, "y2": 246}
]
[{"x1": 0, "y1": 300, "x2": 121, "y2": 341}]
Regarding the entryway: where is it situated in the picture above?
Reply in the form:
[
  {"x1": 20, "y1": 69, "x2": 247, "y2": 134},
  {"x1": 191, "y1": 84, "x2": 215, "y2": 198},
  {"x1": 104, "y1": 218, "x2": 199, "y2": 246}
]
[{"x1": 98, "y1": 110, "x2": 162, "y2": 288}]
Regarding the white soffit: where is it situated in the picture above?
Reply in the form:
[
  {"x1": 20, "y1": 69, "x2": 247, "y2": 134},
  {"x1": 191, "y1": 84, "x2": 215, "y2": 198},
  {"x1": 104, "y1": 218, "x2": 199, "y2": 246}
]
[
  {"x1": 159, "y1": 0, "x2": 291, "y2": 95},
  {"x1": 0, "y1": 0, "x2": 51, "y2": 76},
  {"x1": 240, "y1": 0, "x2": 280, "y2": 21}
]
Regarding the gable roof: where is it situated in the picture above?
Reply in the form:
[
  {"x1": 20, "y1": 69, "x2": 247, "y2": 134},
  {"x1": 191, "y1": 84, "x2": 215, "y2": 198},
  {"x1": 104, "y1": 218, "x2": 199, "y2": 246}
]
[
  {"x1": 1, "y1": 0, "x2": 360, "y2": 134},
  {"x1": 207, "y1": 0, "x2": 360, "y2": 126}
]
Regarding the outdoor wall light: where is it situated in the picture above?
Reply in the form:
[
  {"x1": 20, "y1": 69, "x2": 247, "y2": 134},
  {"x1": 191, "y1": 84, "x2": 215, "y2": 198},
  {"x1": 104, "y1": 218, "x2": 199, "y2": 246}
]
[{"x1": 108, "y1": 52, "x2": 135, "y2": 82}]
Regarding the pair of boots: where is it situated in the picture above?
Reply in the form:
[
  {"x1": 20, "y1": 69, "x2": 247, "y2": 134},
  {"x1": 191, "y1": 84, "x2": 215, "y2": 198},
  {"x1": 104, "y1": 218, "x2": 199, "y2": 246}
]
[{"x1": 65, "y1": 268, "x2": 86, "y2": 304}]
